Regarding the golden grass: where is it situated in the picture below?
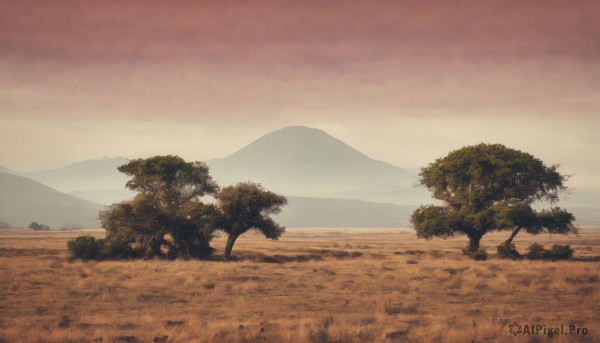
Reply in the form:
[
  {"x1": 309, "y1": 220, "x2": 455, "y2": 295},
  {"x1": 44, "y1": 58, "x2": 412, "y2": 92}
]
[{"x1": 0, "y1": 227, "x2": 599, "y2": 342}]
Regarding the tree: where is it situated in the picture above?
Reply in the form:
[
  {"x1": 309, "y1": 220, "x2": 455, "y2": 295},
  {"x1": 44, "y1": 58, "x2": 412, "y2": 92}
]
[
  {"x1": 216, "y1": 182, "x2": 287, "y2": 260},
  {"x1": 98, "y1": 155, "x2": 219, "y2": 259},
  {"x1": 410, "y1": 143, "x2": 577, "y2": 256}
]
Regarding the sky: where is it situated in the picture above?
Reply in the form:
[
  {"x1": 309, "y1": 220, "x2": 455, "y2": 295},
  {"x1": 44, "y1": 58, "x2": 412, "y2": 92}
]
[{"x1": 1, "y1": 0, "x2": 599, "y2": 189}]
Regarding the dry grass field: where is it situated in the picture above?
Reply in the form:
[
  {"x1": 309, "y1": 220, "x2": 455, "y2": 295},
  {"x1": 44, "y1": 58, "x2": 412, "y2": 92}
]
[{"x1": 1, "y1": 227, "x2": 599, "y2": 343}]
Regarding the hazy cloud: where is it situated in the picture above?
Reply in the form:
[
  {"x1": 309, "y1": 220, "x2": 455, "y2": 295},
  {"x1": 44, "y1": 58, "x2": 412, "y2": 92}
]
[{"x1": 1, "y1": 0, "x2": 599, "y2": 189}]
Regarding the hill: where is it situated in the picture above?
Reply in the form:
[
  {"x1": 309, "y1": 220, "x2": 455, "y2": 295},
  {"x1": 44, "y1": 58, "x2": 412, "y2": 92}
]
[
  {"x1": 1, "y1": 127, "x2": 598, "y2": 227},
  {"x1": 276, "y1": 196, "x2": 415, "y2": 228},
  {"x1": 208, "y1": 126, "x2": 431, "y2": 204},
  {"x1": 0, "y1": 173, "x2": 102, "y2": 229},
  {"x1": 570, "y1": 207, "x2": 600, "y2": 227},
  {"x1": 0, "y1": 165, "x2": 13, "y2": 173},
  {"x1": 20, "y1": 156, "x2": 129, "y2": 192},
  {"x1": 3, "y1": 157, "x2": 133, "y2": 204}
]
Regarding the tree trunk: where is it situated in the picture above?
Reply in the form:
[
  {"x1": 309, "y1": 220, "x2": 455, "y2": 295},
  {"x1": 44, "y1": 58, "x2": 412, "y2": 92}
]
[
  {"x1": 151, "y1": 236, "x2": 164, "y2": 257},
  {"x1": 503, "y1": 227, "x2": 522, "y2": 248},
  {"x1": 468, "y1": 235, "x2": 481, "y2": 252},
  {"x1": 224, "y1": 233, "x2": 240, "y2": 260},
  {"x1": 497, "y1": 227, "x2": 523, "y2": 259}
]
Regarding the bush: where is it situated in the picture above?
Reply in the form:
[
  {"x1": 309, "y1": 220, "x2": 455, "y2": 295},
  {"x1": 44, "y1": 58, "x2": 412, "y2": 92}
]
[
  {"x1": 548, "y1": 244, "x2": 574, "y2": 260},
  {"x1": 29, "y1": 222, "x2": 50, "y2": 230},
  {"x1": 0, "y1": 220, "x2": 11, "y2": 229},
  {"x1": 526, "y1": 243, "x2": 546, "y2": 260},
  {"x1": 67, "y1": 236, "x2": 102, "y2": 261},
  {"x1": 526, "y1": 243, "x2": 573, "y2": 261},
  {"x1": 462, "y1": 247, "x2": 488, "y2": 261}
]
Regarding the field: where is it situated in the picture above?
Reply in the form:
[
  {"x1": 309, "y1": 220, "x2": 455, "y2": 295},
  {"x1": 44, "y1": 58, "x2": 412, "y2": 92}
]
[{"x1": 1, "y1": 228, "x2": 599, "y2": 343}]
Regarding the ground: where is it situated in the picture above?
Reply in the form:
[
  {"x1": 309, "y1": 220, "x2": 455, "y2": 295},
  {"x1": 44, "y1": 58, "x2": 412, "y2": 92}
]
[{"x1": 0, "y1": 227, "x2": 599, "y2": 343}]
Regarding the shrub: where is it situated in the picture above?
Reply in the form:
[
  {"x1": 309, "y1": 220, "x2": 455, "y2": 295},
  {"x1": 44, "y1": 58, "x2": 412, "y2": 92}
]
[
  {"x1": 0, "y1": 220, "x2": 11, "y2": 229},
  {"x1": 526, "y1": 243, "x2": 546, "y2": 260},
  {"x1": 526, "y1": 243, "x2": 573, "y2": 261},
  {"x1": 29, "y1": 222, "x2": 50, "y2": 230},
  {"x1": 67, "y1": 236, "x2": 102, "y2": 261},
  {"x1": 548, "y1": 244, "x2": 574, "y2": 260}
]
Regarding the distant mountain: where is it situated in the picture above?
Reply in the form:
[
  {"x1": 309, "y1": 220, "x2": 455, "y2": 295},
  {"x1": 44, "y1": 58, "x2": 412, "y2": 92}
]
[
  {"x1": 20, "y1": 156, "x2": 129, "y2": 192},
  {"x1": 570, "y1": 207, "x2": 600, "y2": 227},
  {"x1": 0, "y1": 173, "x2": 102, "y2": 229},
  {"x1": 560, "y1": 189, "x2": 600, "y2": 208},
  {"x1": 332, "y1": 183, "x2": 431, "y2": 206},
  {"x1": 1, "y1": 127, "x2": 597, "y2": 228},
  {"x1": 69, "y1": 189, "x2": 134, "y2": 205},
  {"x1": 208, "y1": 126, "x2": 431, "y2": 204},
  {"x1": 275, "y1": 196, "x2": 415, "y2": 227},
  {"x1": 0, "y1": 165, "x2": 13, "y2": 173},
  {"x1": 2, "y1": 157, "x2": 133, "y2": 204}
]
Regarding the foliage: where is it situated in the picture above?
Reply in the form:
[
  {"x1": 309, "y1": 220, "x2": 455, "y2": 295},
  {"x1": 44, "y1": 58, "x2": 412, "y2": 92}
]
[
  {"x1": 67, "y1": 236, "x2": 102, "y2": 261},
  {"x1": 549, "y1": 244, "x2": 575, "y2": 260},
  {"x1": 97, "y1": 155, "x2": 219, "y2": 259},
  {"x1": 166, "y1": 203, "x2": 220, "y2": 259},
  {"x1": 526, "y1": 243, "x2": 574, "y2": 261},
  {"x1": 0, "y1": 219, "x2": 12, "y2": 229},
  {"x1": 99, "y1": 235, "x2": 136, "y2": 259},
  {"x1": 411, "y1": 143, "x2": 576, "y2": 256},
  {"x1": 29, "y1": 222, "x2": 50, "y2": 230},
  {"x1": 526, "y1": 243, "x2": 546, "y2": 260},
  {"x1": 118, "y1": 155, "x2": 218, "y2": 209},
  {"x1": 216, "y1": 182, "x2": 288, "y2": 259}
]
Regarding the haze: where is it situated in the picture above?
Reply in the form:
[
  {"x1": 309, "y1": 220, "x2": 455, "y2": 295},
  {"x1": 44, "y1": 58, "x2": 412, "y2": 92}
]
[{"x1": 1, "y1": 0, "x2": 599, "y2": 190}]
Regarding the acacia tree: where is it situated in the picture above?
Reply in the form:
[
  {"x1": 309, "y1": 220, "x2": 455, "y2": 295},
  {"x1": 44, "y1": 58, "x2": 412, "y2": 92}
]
[
  {"x1": 410, "y1": 144, "x2": 577, "y2": 255},
  {"x1": 216, "y1": 182, "x2": 287, "y2": 260},
  {"x1": 98, "y1": 155, "x2": 219, "y2": 259}
]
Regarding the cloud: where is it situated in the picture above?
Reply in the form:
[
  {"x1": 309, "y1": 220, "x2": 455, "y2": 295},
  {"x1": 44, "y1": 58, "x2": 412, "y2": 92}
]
[{"x1": 1, "y1": 1, "x2": 599, "y2": 188}]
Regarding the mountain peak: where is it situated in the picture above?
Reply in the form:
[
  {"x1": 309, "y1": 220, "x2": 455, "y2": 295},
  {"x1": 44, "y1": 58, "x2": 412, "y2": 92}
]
[
  {"x1": 207, "y1": 126, "x2": 415, "y2": 198},
  {"x1": 221, "y1": 125, "x2": 373, "y2": 167},
  {"x1": 270, "y1": 125, "x2": 327, "y2": 135}
]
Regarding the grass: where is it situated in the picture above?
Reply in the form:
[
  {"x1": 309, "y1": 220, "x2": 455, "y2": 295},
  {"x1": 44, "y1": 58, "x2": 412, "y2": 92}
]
[{"x1": 0, "y1": 227, "x2": 599, "y2": 342}]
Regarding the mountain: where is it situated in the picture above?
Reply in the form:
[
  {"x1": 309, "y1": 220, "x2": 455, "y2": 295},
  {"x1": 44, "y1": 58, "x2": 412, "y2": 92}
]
[
  {"x1": 0, "y1": 173, "x2": 102, "y2": 229},
  {"x1": 20, "y1": 156, "x2": 129, "y2": 192},
  {"x1": 0, "y1": 165, "x2": 13, "y2": 173},
  {"x1": 1, "y1": 126, "x2": 597, "y2": 228},
  {"x1": 560, "y1": 189, "x2": 600, "y2": 208},
  {"x1": 2, "y1": 157, "x2": 134, "y2": 204},
  {"x1": 569, "y1": 207, "x2": 600, "y2": 227},
  {"x1": 208, "y1": 126, "x2": 431, "y2": 204},
  {"x1": 68, "y1": 189, "x2": 134, "y2": 205},
  {"x1": 276, "y1": 196, "x2": 415, "y2": 228}
]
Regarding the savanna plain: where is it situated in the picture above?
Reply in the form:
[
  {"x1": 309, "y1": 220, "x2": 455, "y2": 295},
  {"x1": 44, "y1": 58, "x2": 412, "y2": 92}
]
[{"x1": 1, "y1": 228, "x2": 599, "y2": 343}]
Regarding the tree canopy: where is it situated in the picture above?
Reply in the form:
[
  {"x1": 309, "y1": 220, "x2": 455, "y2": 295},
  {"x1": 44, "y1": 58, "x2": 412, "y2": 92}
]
[
  {"x1": 215, "y1": 182, "x2": 287, "y2": 259},
  {"x1": 118, "y1": 155, "x2": 218, "y2": 212},
  {"x1": 410, "y1": 143, "x2": 577, "y2": 255},
  {"x1": 99, "y1": 155, "x2": 220, "y2": 259}
]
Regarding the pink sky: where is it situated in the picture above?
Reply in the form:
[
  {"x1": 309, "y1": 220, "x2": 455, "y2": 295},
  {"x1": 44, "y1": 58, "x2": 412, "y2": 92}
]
[{"x1": 1, "y1": 0, "x2": 599, "y2": 189}]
